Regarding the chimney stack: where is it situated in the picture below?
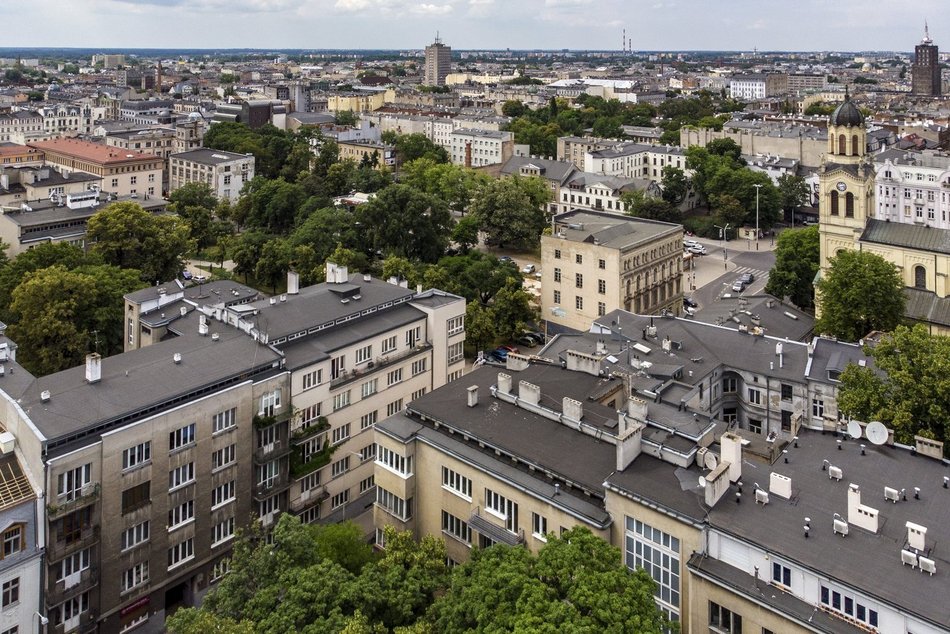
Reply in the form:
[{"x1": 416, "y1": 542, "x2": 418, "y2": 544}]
[
  {"x1": 287, "y1": 270, "x2": 300, "y2": 294},
  {"x1": 466, "y1": 385, "x2": 478, "y2": 407},
  {"x1": 85, "y1": 353, "x2": 102, "y2": 384}
]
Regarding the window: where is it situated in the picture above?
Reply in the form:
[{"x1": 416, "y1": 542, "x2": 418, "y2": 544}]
[
  {"x1": 553, "y1": 290, "x2": 561, "y2": 304},
  {"x1": 359, "y1": 475, "x2": 375, "y2": 493},
  {"x1": 749, "y1": 418, "x2": 763, "y2": 434},
  {"x1": 361, "y1": 378, "x2": 378, "y2": 398},
  {"x1": 382, "y1": 335, "x2": 397, "y2": 353},
  {"x1": 213, "y1": 408, "x2": 236, "y2": 433},
  {"x1": 211, "y1": 559, "x2": 231, "y2": 583},
  {"x1": 484, "y1": 488, "x2": 518, "y2": 532},
  {"x1": 212, "y1": 517, "x2": 235, "y2": 546},
  {"x1": 212, "y1": 481, "x2": 235, "y2": 508},
  {"x1": 121, "y1": 562, "x2": 149, "y2": 593},
  {"x1": 331, "y1": 355, "x2": 346, "y2": 380},
  {"x1": 331, "y1": 456, "x2": 350, "y2": 478},
  {"x1": 575, "y1": 273, "x2": 583, "y2": 288},
  {"x1": 387, "y1": 368, "x2": 403, "y2": 386},
  {"x1": 820, "y1": 585, "x2": 878, "y2": 628},
  {"x1": 2, "y1": 525, "x2": 23, "y2": 558},
  {"x1": 597, "y1": 279, "x2": 606, "y2": 294},
  {"x1": 780, "y1": 384, "x2": 793, "y2": 401},
  {"x1": 625, "y1": 517, "x2": 681, "y2": 622},
  {"x1": 52, "y1": 592, "x2": 88, "y2": 627},
  {"x1": 722, "y1": 377, "x2": 737, "y2": 393},
  {"x1": 301, "y1": 472, "x2": 320, "y2": 492},
  {"x1": 554, "y1": 268, "x2": 561, "y2": 282},
  {"x1": 169, "y1": 423, "x2": 196, "y2": 451},
  {"x1": 356, "y1": 345, "x2": 372, "y2": 364},
  {"x1": 168, "y1": 463, "x2": 195, "y2": 491},
  {"x1": 575, "y1": 254, "x2": 583, "y2": 264},
  {"x1": 575, "y1": 296, "x2": 583, "y2": 310},
  {"x1": 812, "y1": 398, "x2": 824, "y2": 418},
  {"x1": 300, "y1": 404, "x2": 321, "y2": 424},
  {"x1": 772, "y1": 562, "x2": 791, "y2": 587},
  {"x1": 333, "y1": 390, "x2": 351, "y2": 411},
  {"x1": 1, "y1": 578, "x2": 18, "y2": 607},
  {"x1": 554, "y1": 249, "x2": 561, "y2": 259},
  {"x1": 387, "y1": 399, "x2": 404, "y2": 416},
  {"x1": 598, "y1": 302, "x2": 606, "y2": 317},
  {"x1": 708, "y1": 601, "x2": 741, "y2": 633},
  {"x1": 57, "y1": 464, "x2": 91, "y2": 501},
  {"x1": 411, "y1": 358, "x2": 427, "y2": 376},
  {"x1": 302, "y1": 369, "x2": 322, "y2": 390},
  {"x1": 212, "y1": 444, "x2": 236, "y2": 470},
  {"x1": 377, "y1": 445, "x2": 412, "y2": 476},
  {"x1": 168, "y1": 500, "x2": 195, "y2": 530},
  {"x1": 412, "y1": 388, "x2": 426, "y2": 400},
  {"x1": 360, "y1": 410, "x2": 378, "y2": 430},
  {"x1": 55, "y1": 548, "x2": 90, "y2": 585},
  {"x1": 447, "y1": 341, "x2": 464, "y2": 365},
  {"x1": 914, "y1": 265, "x2": 927, "y2": 289},
  {"x1": 830, "y1": 190, "x2": 839, "y2": 215},
  {"x1": 121, "y1": 482, "x2": 150, "y2": 514},
  {"x1": 447, "y1": 315, "x2": 464, "y2": 336},
  {"x1": 332, "y1": 423, "x2": 350, "y2": 445},
  {"x1": 598, "y1": 259, "x2": 606, "y2": 269},
  {"x1": 122, "y1": 442, "x2": 151, "y2": 470},
  {"x1": 376, "y1": 487, "x2": 412, "y2": 520},
  {"x1": 331, "y1": 490, "x2": 349, "y2": 509},
  {"x1": 748, "y1": 388, "x2": 761, "y2": 405},
  {"x1": 121, "y1": 521, "x2": 150, "y2": 551},
  {"x1": 441, "y1": 511, "x2": 471, "y2": 544},
  {"x1": 532, "y1": 512, "x2": 548, "y2": 541},
  {"x1": 442, "y1": 466, "x2": 472, "y2": 499},
  {"x1": 168, "y1": 538, "x2": 195, "y2": 570},
  {"x1": 845, "y1": 192, "x2": 854, "y2": 217}
]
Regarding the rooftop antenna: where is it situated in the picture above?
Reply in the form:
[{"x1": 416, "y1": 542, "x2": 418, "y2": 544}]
[{"x1": 91, "y1": 330, "x2": 100, "y2": 354}]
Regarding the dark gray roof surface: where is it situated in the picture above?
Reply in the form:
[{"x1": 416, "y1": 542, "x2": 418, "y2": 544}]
[
  {"x1": 830, "y1": 97, "x2": 864, "y2": 127},
  {"x1": 860, "y1": 218, "x2": 950, "y2": 255},
  {"x1": 499, "y1": 156, "x2": 576, "y2": 184},
  {"x1": 552, "y1": 210, "x2": 681, "y2": 251},
  {"x1": 170, "y1": 148, "x2": 250, "y2": 164},
  {"x1": 2, "y1": 194, "x2": 166, "y2": 227},
  {"x1": 605, "y1": 452, "x2": 707, "y2": 522},
  {"x1": 903, "y1": 287, "x2": 950, "y2": 327},
  {"x1": 692, "y1": 294, "x2": 815, "y2": 342},
  {"x1": 707, "y1": 430, "x2": 950, "y2": 629}
]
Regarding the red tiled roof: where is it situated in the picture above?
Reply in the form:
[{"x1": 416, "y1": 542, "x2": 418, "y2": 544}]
[{"x1": 27, "y1": 138, "x2": 160, "y2": 165}]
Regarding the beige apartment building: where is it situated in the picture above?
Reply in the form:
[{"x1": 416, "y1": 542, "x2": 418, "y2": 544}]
[
  {"x1": 106, "y1": 128, "x2": 176, "y2": 193},
  {"x1": 28, "y1": 138, "x2": 164, "y2": 198},
  {"x1": 541, "y1": 210, "x2": 683, "y2": 332},
  {"x1": 168, "y1": 149, "x2": 254, "y2": 201}
]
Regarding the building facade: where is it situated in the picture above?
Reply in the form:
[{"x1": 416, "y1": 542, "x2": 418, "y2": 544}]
[
  {"x1": 423, "y1": 37, "x2": 452, "y2": 87},
  {"x1": 27, "y1": 139, "x2": 164, "y2": 198},
  {"x1": 912, "y1": 24, "x2": 941, "y2": 97},
  {"x1": 168, "y1": 149, "x2": 255, "y2": 202}
]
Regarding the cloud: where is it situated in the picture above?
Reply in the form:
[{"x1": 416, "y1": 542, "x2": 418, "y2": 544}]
[
  {"x1": 411, "y1": 3, "x2": 453, "y2": 15},
  {"x1": 108, "y1": 0, "x2": 299, "y2": 11}
]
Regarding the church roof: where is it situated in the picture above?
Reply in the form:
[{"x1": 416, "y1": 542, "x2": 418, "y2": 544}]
[
  {"x1": 904, "y1": 287, "x2": 950, "y2": 328},
  {"x1": 830, "y1": 95, "x2": 864, "y2": 128},
  {"x1": 860, "y1": 218, "x2": 950, "y2": 255}
]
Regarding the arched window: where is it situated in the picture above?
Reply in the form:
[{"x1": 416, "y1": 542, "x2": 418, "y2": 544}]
[
  {"x1": 914, "y1": 265, "x2": 927, "y2": 289},
  {"x1": 845, "y1": 192, "x2": 855, "y2": 217},
  {"x1": 830, "y1": 191, "x2": 839, "y2": 215},
  {"x1": 852, "y1": 134, "x2": 860, "y2": 156},
  {"x1": 838, "y1": 134, "x2": 847, "y2": 155}
]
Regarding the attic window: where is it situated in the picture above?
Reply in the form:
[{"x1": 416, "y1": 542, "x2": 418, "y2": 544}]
[{"x1": 828, "y1": 370, "x2": 841, "y2": 382}]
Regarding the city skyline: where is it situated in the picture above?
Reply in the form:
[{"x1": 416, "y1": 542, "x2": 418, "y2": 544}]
[{"x1": 1, "y1": 0, "x2": 946, "y2": 53}]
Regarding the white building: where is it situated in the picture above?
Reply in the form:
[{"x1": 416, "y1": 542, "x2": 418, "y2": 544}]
[
  {"x1": 448, "y1": 129, "x2": 513, "y2": 168},
  {"x1": 168, "y1": 149, "x2": 255, "y2": 202},
  {"x1": 729, "y1": 74, "x2": 787, "y2": 100},
  {"x1": 875, "y1": 148, "x2": 950, "y2": 229}
]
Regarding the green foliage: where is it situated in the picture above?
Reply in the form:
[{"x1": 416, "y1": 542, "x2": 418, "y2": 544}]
[
  {"x1": 838, "y1": 325, "x2": 950, "y2": 447},
  {"x1": 391, "y1": 133, "x2": 449, "y2": 165},
  {"x1": 400, "y1": 159, "x2": 488, "y2": 214},
  {"x1": 686, "y1": 145, "x2": 780, "y2": 230},
  {"x1": 815, "y1": 250, "x2": 905, "y2": 341},
  {"x1": 470, "y1": 176, "x2": 550, "y2": 249},
  {"x1": 776, "y1": 173, "x2": 810, "y2": 213},
  {"x1": 804, "y1": 102, "x2": 835, "y2": 116},
  {"x1": 86, "y1": 202, "x2": 193, "y2": 283},
  {"x1": 335, "y1": 110, "x2": 359, "y2": 126},
  {"x1": 501, "y1": 100, "x2": 527, "y2": 118},
  {"x1": 255, "y1": 238, "x2": 292, "y2": 292},
  {"x1": 8, "y1": 265, "x2": 145, "y2": 375},
  {"x1": 230, "y1": 230, "x2": 271, "y2": 282},
  {"x1": 0, "y1": 243, "x2": 98, "y2": 323},
  {"x1": 621, "y1": 190, "x2": 681, "y2": 223},
  {"x1": 660, "y1": 165, "x2": 689, "y2": 205},
  {"x1": 765, "y1": 226, "x2": 819, "y2": 309},
  {"x1": 169, "y1": 183, "x2": 221, "y2": 250},
  {"x1": 491, "y1": 281, "x2": 538, "y2": 341},
  {"x1": 355, "y1": 185, "x2": 453, "y2": 263},
  {"x1": 238, "y1": 176, "x2": 308, "y2": 233},
  {"x1": 203, "y1": 122, "x2": 296, "y2": 180},
  {"x1": 450, "y1": 215, "x2": 480, "y2": 253}
]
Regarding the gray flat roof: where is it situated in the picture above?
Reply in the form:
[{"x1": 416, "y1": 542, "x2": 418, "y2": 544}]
[
  {"x1": 692, "y1": 294, "x2": 815, "y2": 342},
  {"x1": 170, "y1": 148, "x2": 251, "y2": 164},
  {"x1": 3, "y1": 194, "x2": 167, "y2": 228},
  {"x1": 551, "y1": 209, "x2": 681, "y2": 251}
]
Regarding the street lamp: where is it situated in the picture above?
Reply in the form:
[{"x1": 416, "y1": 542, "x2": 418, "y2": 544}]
[
  {"x1": 714, "y1": 223, "x2": 730, "y2": 271},
  {"x1": 753, "y1": 183, "x2": 763, "y2": 251}
]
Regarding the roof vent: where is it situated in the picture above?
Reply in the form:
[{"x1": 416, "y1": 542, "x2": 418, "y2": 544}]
[
  {"x1": 280, "y1": 294, "x2": 287, "y2": 302},
  {"x1": 40, "y1": 390, "x2": 51, "y2": 403},
  {"x1": 269, "y1": 297, "x2": 277, "y2": 305},
  {"x1": 833, "y1": 513, "x2": 849, "y2": 537},
  {"x1": 828, "y1": 465, "x2": 843, "y2": 481},
  {"x1": 173, "y1": 352, "x2": 182, "y2": 364}
]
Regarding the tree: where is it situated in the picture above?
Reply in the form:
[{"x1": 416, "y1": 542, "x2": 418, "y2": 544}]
[
  {"x1": 450, "y1": 215, "x2": 480, "y2": 253},
  {"x1": 470, "y1": 176, "x2": 549, "y2": 250},
  {"x1": 0, "y1": 242, "x2": 98, "y2": 323},
  {"x1": 400, "y1": 159, "x2": 488, "y2": 215},
  {"x1": 86, "y1": 202, "x2": 193, "y2": 283},
  {"x1": 355, "y1": 185, "x2": 453, "y2": 263},
  {"x1": 240, "y1": 176, "x2": 308, "y2": 233},
  {"x1": 168, "y1": 182, "x2": 217, "y2": 215},
  {"x1": 335, "y1": 110, "x2": 359, "y2": 126},
  {"x1": 255, "y1": 238, "x2": 291, "y2": 293},
  {"x1": 815, "y1": 250, "x2": 905, "y2": 341},
  {"x1": 622, "y1": 191, "x2": 682, "y2": 223},
  {"x1": 776, "y1": 173, "x2": 810, "y2": 215},
  {"x1": 765, "y1": 226, "x2": 819, "y2": 309},
  {"x1": 838, "y1": 325, "x2": 950, "y2": 447},
  {"x1": 490, "y1": 281, "x2": 537, "y2": 341},
  {"x1": 501, "y1": 100, "x2": 527, "y2": 118},
  {"x1": 7, "y1": 265, "x2": 144, "y2": 375},
  {"x1": 464, "y1": 301, "x2": 497, "y2": 352},
  {"x1": 660, "y1": 165, "x2": 688, "y2": 205},
  {"x1": 392, "y1": 133, "x2": 449, "y2": 165},
  {"x1": 429, "y1": 527, "x2": 668, "y2": 633},
  {"x1": 230, "y1": 230, "x2": 270, "y2": 283}
]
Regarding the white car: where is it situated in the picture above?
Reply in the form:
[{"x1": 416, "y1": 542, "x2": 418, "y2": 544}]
[
  {"x1": 684, "y1": 239, "x2": 701, "y2": 249},
  {"x1": 686, "y1": 244, "x2": 707, "y2": 255},
  {"x1": 522, "y1": 264, "x2": 536, "y2": 274},
  {"x1": 193, "y1": 274, "x2": 208, "y2": 283}
]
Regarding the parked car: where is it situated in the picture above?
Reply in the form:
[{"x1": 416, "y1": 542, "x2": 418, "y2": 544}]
[
  {"x1": 497, "y1": 344, "x2": 520, "y2": 354},
  {"x1": 683, "y1": 297, "x2": 698, "y2": 309},
  {"x1": 522, "y1": 331, "x2": 545, "y2": 345},
  {"x1": 687, "y1": 244, "x2": 707, "y2": 255},
  {"x1": 522, "y1": 264, "x2": 536, "y2": 274},
  {"x1": 683, "y1": 239, "x2": 701, "y2": 249},
  {"x1": 182, "y1": 270, "x2": 193, "y2": 281},
  {"x1": 731, "y1": 280, "x2": 746, "y2": 293},
  {"x1": 193, "y1": 274, "x2": 208, "y2": 283},
  {"x1": 489, "y1": 349, "x2": 508, "y2": 362},
  {"x1": 739, "y1": 272, "x2": 755, "y2": 285},
  {"x1": 516, "y1": 335, "x2": 538, "y2": 348}
]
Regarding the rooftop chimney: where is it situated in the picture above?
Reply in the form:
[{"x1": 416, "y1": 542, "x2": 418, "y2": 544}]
[
  {"x1": 466, "y1": 385, "x2": 478, "y2": 407},
  {"x1": 519, "y1": 381, "x2": 541, "y2": 406},
  {"x1": 847, "y1": 483, "x2": 879, "y2": 533},
  {"x1": 497, "y1": 372, "x2": 512, "y2": 395},
  {"x1": 720, "y1": 432, "x2": 744, "y2": 483},
  {"x1": 85, "y1": 353, "x2": 101, "y2": 384},
  {"x1": 287, "y1": 270, "x2": 300, "y2": 295}
]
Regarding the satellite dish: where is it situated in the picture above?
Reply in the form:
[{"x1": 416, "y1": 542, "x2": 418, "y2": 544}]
[
  {"x1": 704, "y1": 452, "x2": 719, "y2": 471},
  {"x1": 866, "y1": 421, "x2": 888, "y2": 446},
  {"x1": 847, "y1": 420, "x2": 862, "y2": 439},
  {"x1": 697, "y1": 476, "x2": 707, "y2": 489}
]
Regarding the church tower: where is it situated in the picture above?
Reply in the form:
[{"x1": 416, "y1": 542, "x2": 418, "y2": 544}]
[{"x1": 817, "y1": 91, "x2": 875, "y2": 273}]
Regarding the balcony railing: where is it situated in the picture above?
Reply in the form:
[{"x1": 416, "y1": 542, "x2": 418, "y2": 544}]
[
  {"x1": 47, "y1": 525, "x2": 100, "y2": 562},
  {"x1": 47, "y1": 484, "x2": 100, "y2": 520},
  {"x1": 253, "y1": 438, "x2": 292, "y2": 464},
  {"x1": 290, "y1": 444, "x2": 337, "y2": 479},
  {"x1": 253, "y1": 472, "x2": 290, "y2": 500},
  {"x1": 329, "y1": 343, "x2": 432, "y2": 389},
  {"x1": 253, "y1": 408, "x2": 294, "y2": 429},
  {"x1": 46, "y1": 566, "x2": 98, "y2": 606},
  {"x1": 290, "y1": 485, "x2": 328, "y2": 513},
  {"x1": 469, "y1": 507, "x2": 524, "y2": 546},
  {"x1": 291, "y1": 417, "x2": 330, "y2": 445}
]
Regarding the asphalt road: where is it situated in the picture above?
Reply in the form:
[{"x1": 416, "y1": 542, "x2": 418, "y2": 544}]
[{"x1": 686, "y1": 243, "x2": 777, "y2": 310}]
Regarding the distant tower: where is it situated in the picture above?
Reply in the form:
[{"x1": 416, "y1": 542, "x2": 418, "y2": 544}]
[
  {"x1": 912, "y1": 22, "x2": 941, "y2": 96},
  {"x1": 424, "y1": 33, "x2": 452, "y2": 86},
  {"x1": 156, "y1": 60, "x2": 163, "y2": 94},
  {"x1": 623, "y1": 28, "x2": 626, "y2": 54}
]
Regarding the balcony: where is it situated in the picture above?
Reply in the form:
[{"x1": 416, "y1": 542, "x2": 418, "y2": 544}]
[
  {"x1": 47, "y1": 525, "x2": 99, "y2": 562},
  {"x1": 291, "y1": 417, "x2": 330, "y2": 445},
  {"x1": 47, "y1": 566, "x2": 98, "y2": 606},
  {"x1": 47, "y1": 484, "x2": 100, "y2": 521},
  {"x1": 290, "y1": 485, "x2": 328, "y2": 513},
  {"x1": 253, "y1": 408, "x2": 294, "y2": 429},
  {"x1": 254, "y1": 437, "x2": 292, "y2": 464},
  {"x1": 49, "y1": 610, "x2": 98, "y2": 634},
  {"x1": 469, "y1": 508, "x2": 524, "y2": 546},
  {"x1": 253, "y1": 472, "x2": 291, "y2": 500},
  {"x1": 290, "y1": 444, "x2": 337, "y2": 479},
  {"x1": 329, "y1": 343, "x2": 432, "y2": 389}
]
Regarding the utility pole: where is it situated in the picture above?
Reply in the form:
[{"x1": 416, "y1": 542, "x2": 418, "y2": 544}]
[{"x1": 753, "y1": 183, "x2": 762, "y2": 251}]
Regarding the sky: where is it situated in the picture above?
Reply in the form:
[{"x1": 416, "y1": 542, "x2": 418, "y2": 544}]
[{"x1": 0, "y1": 0, "x2": 946, "y2": 52}]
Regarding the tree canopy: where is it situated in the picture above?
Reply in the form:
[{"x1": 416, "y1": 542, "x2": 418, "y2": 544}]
[
  {"x1": 764, "y1": 226, "x2": 819, "y2": 309},
  {"x1": 815, "y1": 250, "x2": 905, "y2": 341},
  {"x1": 470, "y1": 176, "x2": 550, "y2": 249}
]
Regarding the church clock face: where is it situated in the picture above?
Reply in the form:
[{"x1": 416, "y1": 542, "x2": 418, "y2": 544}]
[{"x1": 836, "y1": 182, "x2": 847, "y2": 192}]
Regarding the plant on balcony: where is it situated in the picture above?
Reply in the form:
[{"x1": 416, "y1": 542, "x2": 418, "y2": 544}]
[
  {"x1": 289, "y1": 442, "x2": 338, "y2": 479},
  {"x1": 291, "y1": 416, "x2": 330, "y2": 442}
]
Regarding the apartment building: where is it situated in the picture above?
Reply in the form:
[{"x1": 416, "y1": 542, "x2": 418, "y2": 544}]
[
  {"x1": 424, "y1": 37, "x2": 452, "y2": 87},
  {"x1": 372, "y1": 316, "x2": 948, "y2": 633},
  {"x1": 0, "y1": 111, "x2": 44, "y2": 143},
  {"x1": 586, "y1": 143, "x2": 687, "y2": 180},
  {"x1": 0, "y1": 145, "x2": 45, "y2": 169},
  {"x1": 729, "y1": 73, "x2": 788, "y2": 100},
  {"x1": 540, "y1": 210, "x2": 683, "y2": 331},
  {"x1": 874, "y1": 148, "x2": 950, "y2": 229},
  {"x1": 168, "y1": 149, "x2": 255, "y2": 202},
  {"x1": 0, "y1": 166, "x2": 101, "y2": 207},
  {"x1": 448, "y1": 129, "x2": 513, "y2": 168},
  {"x1": 107, "y1": 129, "x2": 176, "y2": 193},
  {"x1": 336, "y1": 139, "x2": 396, "y2": 170},
  {"x1": 27, "y1": 139, "x2": 164, "y2": 198},
  {"x1": 0, "y1": 444, "x2": 43, "y2": 634}
]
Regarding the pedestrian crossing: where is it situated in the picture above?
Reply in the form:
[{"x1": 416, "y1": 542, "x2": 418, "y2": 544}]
[{"x1": 731, "y1": 265, "x2": 768, "y2": 279}]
